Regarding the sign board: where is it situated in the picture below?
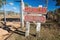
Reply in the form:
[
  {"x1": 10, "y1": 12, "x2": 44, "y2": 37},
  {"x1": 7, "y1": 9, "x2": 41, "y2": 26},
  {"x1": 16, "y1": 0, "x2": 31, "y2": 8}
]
[
  {"x1": 24, "y1": 5, "x2": 47, "y2": 37},
  {"x1": 24, "y1": 7, "x2": 47, "y2": 14},
  {"x1": 24, "y1": 15, "x2": 46, "y2": 23}
]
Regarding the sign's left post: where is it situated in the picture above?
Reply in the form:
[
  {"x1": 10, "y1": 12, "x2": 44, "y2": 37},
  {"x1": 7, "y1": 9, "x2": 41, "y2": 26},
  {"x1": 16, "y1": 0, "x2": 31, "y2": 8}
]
[{"x1": 20, "y1": 0, "x2": 25, "y2": 28}]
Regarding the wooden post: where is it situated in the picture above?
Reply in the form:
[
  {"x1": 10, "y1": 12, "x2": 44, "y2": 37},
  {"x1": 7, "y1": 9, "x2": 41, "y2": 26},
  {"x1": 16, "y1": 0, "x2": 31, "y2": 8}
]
[
  {"x1": 20, "y1": 0, "x2": 25, "y2": 28},
  {"x1": 25, "y1": 22, "x2": 30, "y2": 37},
  {"x1": 36, "y1": 22, "x2": 41, "y2": 40}
]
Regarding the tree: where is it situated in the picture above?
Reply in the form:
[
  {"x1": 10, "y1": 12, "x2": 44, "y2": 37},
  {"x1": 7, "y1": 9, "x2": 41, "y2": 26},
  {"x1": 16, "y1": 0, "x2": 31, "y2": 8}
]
[
  {"x1": 53, "y1": 0, "x2": 60, "y2": 6},
  {"x1": 0, "y1": 0, "x2": 6, "y2": 8},
  {"x1": 56, "y1": 0, "x2": 60, "y2": 6},
  {"x1": 0, "y1": 0, "x2": 6, "y2": 26},
  {"x1": 24, "y1": 3, "x2": 29, "y2": 7},
  {"x1": 0, "y1": 0, "x2": 3, "y2": 8}
]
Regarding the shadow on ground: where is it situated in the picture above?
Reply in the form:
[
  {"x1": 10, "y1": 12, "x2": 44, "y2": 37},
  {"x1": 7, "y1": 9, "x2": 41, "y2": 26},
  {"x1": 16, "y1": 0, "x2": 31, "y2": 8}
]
[
  {"x1": 0, "y1": 22, "x2": 36, "y2": 40},
  {"x1": 1, "y1": 18, "x2": 20, "y2": 22}
]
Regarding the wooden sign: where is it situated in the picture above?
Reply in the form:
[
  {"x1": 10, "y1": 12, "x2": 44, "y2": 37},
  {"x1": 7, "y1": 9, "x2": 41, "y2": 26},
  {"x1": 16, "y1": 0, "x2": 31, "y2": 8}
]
[
  {"x1": 24, "y1": 15, "x2": 46, "y2": 23},
  {"x1": 24, "y1": 5, "x2": 47, "y2": 37},
  {"x1": 24, "y1": 7, "x2": 47, "y2": 14}
]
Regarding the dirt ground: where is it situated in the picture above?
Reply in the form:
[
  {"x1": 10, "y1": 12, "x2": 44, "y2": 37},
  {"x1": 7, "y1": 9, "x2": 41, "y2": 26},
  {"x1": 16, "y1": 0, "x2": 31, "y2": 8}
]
[
  {"x1": 0, "y1": 15, "x2": 60, "y2": 40},
  {"x1": 0, "y1": 15, "x2": 21, "y2": 40}
]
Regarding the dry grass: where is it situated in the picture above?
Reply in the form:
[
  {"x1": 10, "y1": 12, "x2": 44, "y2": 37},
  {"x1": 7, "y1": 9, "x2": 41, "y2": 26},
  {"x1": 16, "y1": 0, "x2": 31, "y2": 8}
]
[
  {"x1": 0, "y1": 15, "x2": 60, "y2": 40},
  {"x1": 6, "y1": 24, "x2": 60, "y2": 40}
]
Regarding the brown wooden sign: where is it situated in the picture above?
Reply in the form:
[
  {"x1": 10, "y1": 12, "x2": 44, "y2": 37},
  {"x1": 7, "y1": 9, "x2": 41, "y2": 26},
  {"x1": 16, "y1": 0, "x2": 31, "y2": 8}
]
[
  {"x1": 24, "y1": 7, "x2": 47, "y2": 14},
  {"x1": 24, "y1": 15, "x2": 46, "y2": 23},
  {"x1": 24, "y1": 6, "x2": 47, "y2": 23}
]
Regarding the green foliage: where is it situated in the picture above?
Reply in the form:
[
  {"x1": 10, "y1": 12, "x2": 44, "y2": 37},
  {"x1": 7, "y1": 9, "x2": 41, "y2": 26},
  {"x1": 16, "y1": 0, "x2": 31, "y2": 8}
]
[
  {"x1": 0, "y1": 0, "x2": 2, "y2": 8},
  {"x1": 55, "y1": 0, "x2": 60, "y2": 6},
  {"x1": 0, "y1": 0, "x2": 6, "y2": 8},
  {"x1": 24, "y1": 3, "x2": 29, "y2": 7}
]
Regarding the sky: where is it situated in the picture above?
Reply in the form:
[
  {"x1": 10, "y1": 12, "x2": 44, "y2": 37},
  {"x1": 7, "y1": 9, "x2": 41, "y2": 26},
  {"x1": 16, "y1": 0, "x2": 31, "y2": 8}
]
[{"x1": 0, "y1": 0, "x2": 60, "y2": 13}]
